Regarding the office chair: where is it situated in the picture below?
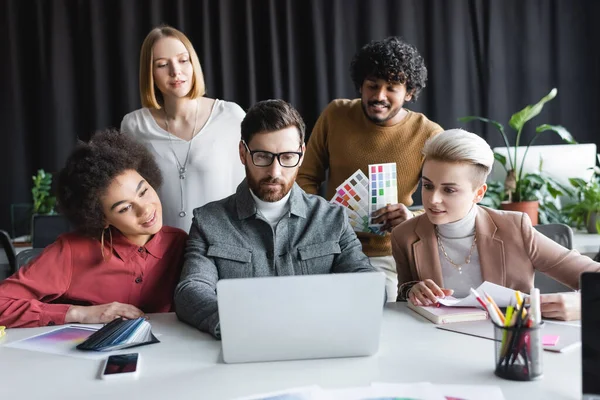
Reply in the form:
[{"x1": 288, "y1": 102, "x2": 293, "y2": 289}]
[
  {"x1": 11, "y1": 214, "x2": 71, "y2": 271},
  {"x1": 533, "y1": 223, "x2": 576, "y2": 293},
  {"x1": 15, "y1": 248, "x2": 44, "y2": 271},
  {"x1": 31, "y1": 214, "x2": 72, "y2": 248},
  {"x1": 0, "y1": 229, "x2": 16, "y2": 275}
]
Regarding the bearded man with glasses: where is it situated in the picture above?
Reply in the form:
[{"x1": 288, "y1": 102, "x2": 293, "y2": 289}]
[{"x1": 175, "y1": 99, "x2": 376, "y2": 339}]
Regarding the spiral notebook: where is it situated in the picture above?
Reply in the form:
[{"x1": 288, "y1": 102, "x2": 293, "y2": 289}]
[
  {"x1": 76, "y1": 317, "x2": 159, "y2": 352},
  {"x1": 407, "y1": 301, "x2": 488, "y2": 324}
]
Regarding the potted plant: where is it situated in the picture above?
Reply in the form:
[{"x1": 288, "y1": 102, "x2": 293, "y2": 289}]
[
  {"x1": 562, "y1": 173, "x2": 600, "y2": 233},
  {"x1": 480, "y1": 161, "x2": 572, "y2": 225},
  {"x1": 32, "y1": 169, "x2": 57, "y2": 215},
  {"x1": 459, "y1": 88, "x2": 576, "y2": 225}
]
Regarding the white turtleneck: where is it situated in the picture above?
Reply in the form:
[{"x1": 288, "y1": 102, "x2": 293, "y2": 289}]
[
  {"x1": 436, "y1": 205, "x2": 483, "y2": 297},
  {"x1": 249, "y1": 189, "x2": 291, "y2": 229}
]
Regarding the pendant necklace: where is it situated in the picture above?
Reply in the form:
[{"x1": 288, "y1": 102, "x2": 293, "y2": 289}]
[
  {"x1": 164, "y1": 99, "x2": 199, "y2": 218},
  {"x1": 435, "y1": 227, "x2": 477, "y2": 274}
]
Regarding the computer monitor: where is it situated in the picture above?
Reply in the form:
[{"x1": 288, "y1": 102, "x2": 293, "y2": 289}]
[
  {"x1": 488, "y1": 144, "x2": 597, "y2": 198},
  {"x1": 581, "y1": 272, "x2": 600, "y2": 400}
]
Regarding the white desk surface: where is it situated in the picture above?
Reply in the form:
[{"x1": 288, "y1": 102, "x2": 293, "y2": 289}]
[{"x1": 0, "y1": 303, "x2": 579, "y2": 400}]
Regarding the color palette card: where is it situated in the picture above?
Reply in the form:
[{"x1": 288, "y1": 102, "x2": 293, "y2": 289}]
[
  {"x1": 368, "y1": 163, "x2": 398, "y2": 229},
  {"x1": 330, "y1": 169, "x2": 386, "y2": 235}
]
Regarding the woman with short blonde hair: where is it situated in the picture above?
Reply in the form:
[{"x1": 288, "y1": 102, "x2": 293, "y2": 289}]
[
  {"x1": 392, "y1": 129, "x2": 600, "y2": 320},
  {"x1": 122, "y1": 25, "x2": 245, "y2": 232}
]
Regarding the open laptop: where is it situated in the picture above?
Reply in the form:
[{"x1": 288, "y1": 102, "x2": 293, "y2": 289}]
[
  {"x1": 216, "y1": 271, "x2": 386, "y2": 364},
  {"x1": 582, "y1": 272, "x2": 600, "y2": 400}
]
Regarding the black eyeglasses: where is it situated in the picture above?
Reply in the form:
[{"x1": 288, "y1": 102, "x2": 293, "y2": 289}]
[{"x1": 242, "y1": 141, "x2": 303, "y2": 168}]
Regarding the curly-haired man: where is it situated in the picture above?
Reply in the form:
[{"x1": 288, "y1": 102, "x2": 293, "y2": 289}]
[{"x1": 297, "y1": 37, "x2": 443, "y2": 301}]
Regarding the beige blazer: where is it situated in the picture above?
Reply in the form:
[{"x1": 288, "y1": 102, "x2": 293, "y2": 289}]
[{"x1": 391, "y1": 205, "x2": 600, "y2": 298}]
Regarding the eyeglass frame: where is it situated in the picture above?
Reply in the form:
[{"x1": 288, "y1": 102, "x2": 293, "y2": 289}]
[{"x1": 242, "y1": 140, "x2": 303, "y2": 168}]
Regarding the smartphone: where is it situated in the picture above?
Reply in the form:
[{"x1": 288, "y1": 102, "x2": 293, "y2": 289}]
[{"x1": 101, "y1": 353, "x2": 140, "y2": 380}]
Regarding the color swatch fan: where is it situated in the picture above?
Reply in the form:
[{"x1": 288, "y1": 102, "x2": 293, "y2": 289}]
[
  {"x1": 76, "y1": 317, "x2": 159, "y2": 352},
  {"x1": 329, "y1": 170, "x2": 369, "y2": 229},
  {"x1": 329, "y1": 169, "x2": 372, "y2": 233}
]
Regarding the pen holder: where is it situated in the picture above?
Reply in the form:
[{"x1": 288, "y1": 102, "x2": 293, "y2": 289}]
[{"x1": 493, "y1": 321, "x2": 543, "y2": 381}]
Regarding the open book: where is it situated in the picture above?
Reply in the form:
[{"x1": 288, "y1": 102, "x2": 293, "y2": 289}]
[{"x1": 76, "y1": 317, "x2": 159, "y2": 352}]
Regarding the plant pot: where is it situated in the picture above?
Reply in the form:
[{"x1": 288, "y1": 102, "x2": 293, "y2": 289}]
[
  {"x1": 500, "y1": 200, "x2": 539, "y2": 225},
  {"x1": 586, "y1": 212, "x2": 599, "y2": 233}
]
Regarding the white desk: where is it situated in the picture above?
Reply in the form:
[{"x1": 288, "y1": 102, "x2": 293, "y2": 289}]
[{"x1": 0, "y1": 303, "x2": 579, "y2": 400}]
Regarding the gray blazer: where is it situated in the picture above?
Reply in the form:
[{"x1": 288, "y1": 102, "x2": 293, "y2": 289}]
[{"x1": 174, "y1": 179, "x2": 374, "y2": 338}]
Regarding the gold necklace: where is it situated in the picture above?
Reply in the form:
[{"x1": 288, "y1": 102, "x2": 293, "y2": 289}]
[{"x1": 435, "y1": 227, "x2": 477, "y2": 274}]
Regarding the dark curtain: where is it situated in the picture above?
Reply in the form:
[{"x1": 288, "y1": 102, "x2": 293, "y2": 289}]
[{"x1": 2, "y1": 0, "x2": 599, "y2": 233}]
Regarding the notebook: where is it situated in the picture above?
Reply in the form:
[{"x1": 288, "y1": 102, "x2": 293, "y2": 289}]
[
  {"x1": 76, "y1": 317, "x2": 159, "y2": 352},
  {"x1": 217, "y1": 272, "x2": 386, "y2": 363},
  {"x1": 407, "y1": 301, "x2": 488, "y2": 324}
]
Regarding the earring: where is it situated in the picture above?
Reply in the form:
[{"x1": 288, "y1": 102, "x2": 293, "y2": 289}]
[{"x1": 100, "y1": 227, "x2": 113, "y2": 261}]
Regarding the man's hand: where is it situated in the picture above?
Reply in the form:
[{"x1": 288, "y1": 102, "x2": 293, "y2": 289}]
[
  {"x1": 65, "y1": 302, "x2": 144, "y2": 324},
  {"x1": 540, "y1": 292, "x2": 581, "y2": 321},
  {"x1": 371, "y1": 203, "x2": 413, "y2": 232}
]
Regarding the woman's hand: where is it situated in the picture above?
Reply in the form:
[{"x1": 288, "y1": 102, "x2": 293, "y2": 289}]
[
  {"x1": 408, "y1": 279, "x2": 454, "y2": 306},
  {"x1": 65, "y1": 302, "x2": 144, "y2": 324},
  {"x1": 540, "y1": 292, "x2": 581, "y2": 321}
]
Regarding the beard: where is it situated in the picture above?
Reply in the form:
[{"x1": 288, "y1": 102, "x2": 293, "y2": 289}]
[
  {"x1": 361, "y1": 100, "x2": 402, "y2": 125},
  {"x1": 246, "y1": 165, "x2": 297, "y2": 202}
]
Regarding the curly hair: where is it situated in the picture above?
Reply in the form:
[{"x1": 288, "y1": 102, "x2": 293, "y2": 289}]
[
  {"x1": 349, "y1": 37, "x2": 427, "y2": 101},
  {"x1": 57, "y1": 129, "x2": 163, "y2": 238}
]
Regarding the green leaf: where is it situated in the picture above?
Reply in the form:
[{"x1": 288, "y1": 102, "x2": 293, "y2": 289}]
[
  {"x1": 494, "y1": 152, "x2": 507, "y2": 168},
  {"x1": 509, "y1": 88, "x2": 557, "y2": 132},
  {"x1": 545, "y1": 182, "x2": 562, "y2": 198},
  {"x1": 524, "y1": 173, "x2": 545, "y2": 185},
  {"x1": 535, "y1": 124, "x2": 576, "y2": 144},
  {"x1": 569, "y1": 177, "x2": 587, "y2": 188},
  {"x1": 459, "y1": 116, "x2": 514, "y2": 170},
  {"x1": 459, "y1": 116, "x2": 506, "y2": 134}
]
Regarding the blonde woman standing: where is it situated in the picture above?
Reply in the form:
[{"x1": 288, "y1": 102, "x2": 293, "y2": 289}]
[
  {"x1": 392, "y1": 129, "x2": 600, "y2": 320},
  {"x1": 121, "y1": 25, "x2": 245, "y2": 232}
]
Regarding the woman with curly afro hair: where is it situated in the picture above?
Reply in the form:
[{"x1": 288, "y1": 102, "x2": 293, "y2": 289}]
[
  {"x1": 0, "y1": 129, "x2": 188, "y2": 328},
  {"x1": 298, "y1": 37, "x2": 443, "y2": 302}
]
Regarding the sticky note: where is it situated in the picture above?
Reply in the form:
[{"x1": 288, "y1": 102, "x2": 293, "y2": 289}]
[
  {"x1": 0, "y1": 326, "x2": 5, "y2": 339},
  {"x1": 542, "y1": 334, "x2": 560, "y2": 346}
]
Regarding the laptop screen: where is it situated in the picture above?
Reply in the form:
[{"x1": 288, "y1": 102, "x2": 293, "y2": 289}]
[{"x1": 582, "y1": 272, "x2": 600, "y2": 399}]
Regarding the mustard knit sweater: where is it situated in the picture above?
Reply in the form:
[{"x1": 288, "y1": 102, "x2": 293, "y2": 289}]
[{"x1": 297, "y1": 99, "x2": 443, "y2": 257}]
